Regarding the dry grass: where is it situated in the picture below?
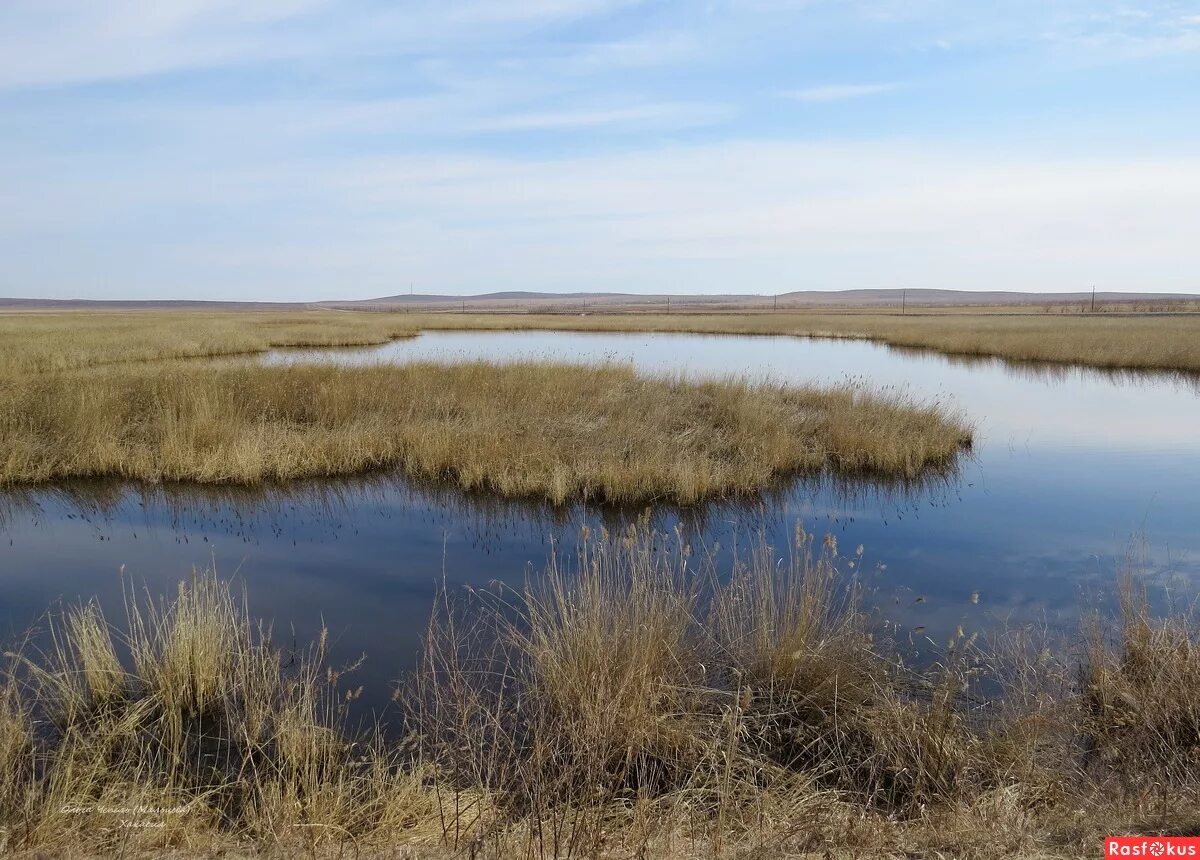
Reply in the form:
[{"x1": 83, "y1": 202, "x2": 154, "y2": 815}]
[
  {"x1": 5, "y1": 527, "x2": 1197, "y2": 858},
  {"x1": 404, "y1": 311, "x2": 1200, "y2": 373},
  {"x1": 0, "y1": 310, "x2": 417, "y2": 376},
  {"x1": 4, "y1": 308, "x2": 1199, "y2": 378},
  {"x1": 1080, "y1": 573, "x2": 1200, "y2": 787},
  {"x1": 412, "y1": 524, "x2": 1200, "y2": 859},
  {"x1": 0, "y1": 571, "x2": 444, "y2": 858},
  {"x1": 0, "y1": 360, "x2": 970, "y2": 503}
]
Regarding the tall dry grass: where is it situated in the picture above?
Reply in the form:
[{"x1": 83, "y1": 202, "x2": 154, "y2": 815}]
[
  {"x1": 3, "y1": 529, "x2": 1200, "y2": 857},
  {"x1": 0, "y1": 572, "x2": 443, "y2": 857},
  {"x1": 413, "y1": 525, "x2": 1200, "y2": 858},
  {"x1": 0, "y1": 360, "x2": 971, "y2": 503}
]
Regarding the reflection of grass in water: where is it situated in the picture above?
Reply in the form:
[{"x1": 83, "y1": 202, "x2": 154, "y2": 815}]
[
  {"x1": 2, "y1": 525, "x2": 1199, "y2": 856},
  {"x1": 0, "y1": 463, "x2": 965, "y2": 550},
  {"x1": 0, "y1": 360, "x2": 971, "y2": 504},
  {"x1": 885, "y1": 342, "x2": 1200, "y2": 393}
]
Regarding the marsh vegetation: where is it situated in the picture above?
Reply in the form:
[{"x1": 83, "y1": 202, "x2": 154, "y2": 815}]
[
  {"x1": 1, "y1": 527, "x2": 1197, "y2": 858},
  {"x1": 407, "y1": 310, "x2": 1200, "y2": 374},
  {"x1": 0, "y1": 311, "x2": 417, "y2": 376},
  {"x1": 0, "y1": 360, "x2": 969, "y2": 503},
  {"x1": 4, "y1": 307, "x2": 1199, "y2": 378}
]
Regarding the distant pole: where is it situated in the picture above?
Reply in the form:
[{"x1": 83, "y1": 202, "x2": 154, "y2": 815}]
[
  {"x1": 1091, "y1": 285, "x2": 1096, "y2": 313},
  {"x1": 667, "y1": 295, "x2": 671, "y2": 315},
  {"x1": 461, "y1": 298, "x2": 465, "y2": 314},
  {"x1": 773, "y1": 294, "x2": 778, "y2": 312},
  {"x1": 902, "y1": 289, "x2": 907, "y2": 315}
]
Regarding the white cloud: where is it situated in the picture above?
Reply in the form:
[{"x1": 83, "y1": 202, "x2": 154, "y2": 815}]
[
  {"x1": 782, "y1": 82, "x2": 901, "y2": 103},
  {"x1": 0, "y1": 0, "x2": 650, "y2": 90},
  {"x1": 470, "y1": 102, "x2": 731, "y2": 131},
  {"x1": 5, "y1": 139, "x2": 1199, "y2": 299}
]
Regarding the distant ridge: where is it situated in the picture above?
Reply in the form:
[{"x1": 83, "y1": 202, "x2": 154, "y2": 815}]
[{"x1": 1, "y1": 288, "x2": 1196, "y2": 311}]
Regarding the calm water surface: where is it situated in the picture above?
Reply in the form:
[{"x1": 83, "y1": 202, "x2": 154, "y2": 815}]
[{"x1": 4, "y1": 331, "x2": 1198, "y2": 717}]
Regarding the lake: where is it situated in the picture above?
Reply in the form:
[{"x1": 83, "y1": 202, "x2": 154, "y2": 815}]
[{"x1": 4, "y1": 330, "x2": 1199, "y2": 719}]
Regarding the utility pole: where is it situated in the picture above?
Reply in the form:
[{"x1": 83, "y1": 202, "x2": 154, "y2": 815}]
[
  {"x1": 773, "y1": 294, "x2": 778, "y2": 312},
  {"x1": 902, "y1": 289, "x2": 907, "y2": 315},
  {"x1": 461, "y1": 298, "x2": 466, "y2": 314},
  {"x1": 1090, "y1": 285, "x2": 1096, "y2": 313},
  {"x1": 666, "y1": 295, "x2": 671, "y2": 315}
]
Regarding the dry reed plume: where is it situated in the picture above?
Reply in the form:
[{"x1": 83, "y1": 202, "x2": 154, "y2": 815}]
[
  {"x1": 4, "y1": 528, "x2": 1199, "y2": 858},
  {"x1": 0, "y1": 360, "x2": 970, "y2": 503}
]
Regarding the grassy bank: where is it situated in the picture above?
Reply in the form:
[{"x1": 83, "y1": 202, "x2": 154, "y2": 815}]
[
  {"x1": 408, "y1": 311, "x2": 1200, "y2": 374},
  {"x1": 4, "y1": 309, "x2": 1199, "y2": 377},
  {"x1": 2, "y1": 527, "x2": 1197, "y2": 858},
  {"x1": 0, "y1": 361, "x2": 970, "y2": 503},
  {"x1": 0, "y1": 311, "x2": 417, "y2": 376}
]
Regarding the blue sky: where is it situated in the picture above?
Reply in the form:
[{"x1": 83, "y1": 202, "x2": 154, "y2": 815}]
[{"x1": 2, "y1": 1, "x2": 1199, "y2": 300}]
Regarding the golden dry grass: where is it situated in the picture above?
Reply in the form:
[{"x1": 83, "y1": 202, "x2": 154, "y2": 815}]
[
  {"x1": 0, "y1": 310, "x2": 417, "y2": 376},
  {"x1": 0, "y1": 360, "x2": 970, "y2": 502},
  {"x1": 0, "y1": 572, "x2": 445, "y2": 858},
  {"x1": 4, "y1": 528, "x2": 1198, "y2": 858},
  {"x1": 412, "y1": 524, "x2": 1200, "y2": 859},
  {"x1": 4, "y1": 307, "x2": 1199, "y2": 378},
  {"x1": 406, "y1": 311, "x2": 1200, "y2": 373}
]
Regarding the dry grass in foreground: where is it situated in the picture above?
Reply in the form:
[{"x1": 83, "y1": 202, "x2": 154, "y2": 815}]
[
  {"x1": 2, "y1": 527, "x2": 1199, "y2": 858},
  {"x1": 0, "y1": 310, "x2": 417, "y2": 376},
  {"x1": 0, "y1": 361, "x2": 970, "y2": 503}
]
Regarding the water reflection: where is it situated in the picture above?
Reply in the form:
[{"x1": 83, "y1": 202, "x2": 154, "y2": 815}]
[
  {"x1": 882, "y1": 343, "x2": 1200, "y2": 394},
  {"x1": 3, "y1": 330, "x2": 1198, "y2": 722}
]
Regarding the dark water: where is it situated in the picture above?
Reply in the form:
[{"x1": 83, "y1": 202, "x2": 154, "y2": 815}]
[{"x1": 4, "y1": 331, "x2": 1199, "y2": 718}]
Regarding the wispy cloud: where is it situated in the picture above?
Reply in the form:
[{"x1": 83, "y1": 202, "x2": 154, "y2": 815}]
[
  {"x1": 471, "y1": 102, "x2": 730, "y2": 132},
  {"x1": 781, "y1": 83, "x2": 902, "y2": 103},
  {"x1": 1, "y1": 0, "x2": 1198, "y2": 299}
]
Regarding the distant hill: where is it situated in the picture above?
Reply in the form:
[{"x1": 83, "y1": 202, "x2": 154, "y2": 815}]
[
  {"x1": 0, "y1": 298, "x2": 317, "y2": 310},
  {"x1": 1, "y1": 288, "x2": 1196, "y2": 312}
]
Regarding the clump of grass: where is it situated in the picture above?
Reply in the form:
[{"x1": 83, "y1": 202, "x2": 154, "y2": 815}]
[
  {"x1": 0, "y1": 360, "x2": 971, "y2": 503},
  {"x1": 1080, "y1": 572, "x2": 1200, "y2": 787},
  {"x1": 0, "y1": 573, "x2": 443, "y2": 856},
  {"x1": 414, "y1": 526, "x2": 1200, "y2": 857},
  {"x1": 413, "y1": 524, "x2": 995, "y2": 858}
]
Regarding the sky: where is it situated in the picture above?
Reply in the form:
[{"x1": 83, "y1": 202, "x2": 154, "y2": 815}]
[{"x1": 2, "y1": 1, "x2": 1199, "y2": 301}]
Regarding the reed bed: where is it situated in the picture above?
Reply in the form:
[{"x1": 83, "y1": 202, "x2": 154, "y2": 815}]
[
  {"x1": 0, "y1": 310, "x2": 416, "y2": 376},
  {"x1": 3, "y1": 527, "x2": 1198, "y2": 858},
  {"x1": 0, "y1": 361, "x2": 970, "y2": 503}
]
